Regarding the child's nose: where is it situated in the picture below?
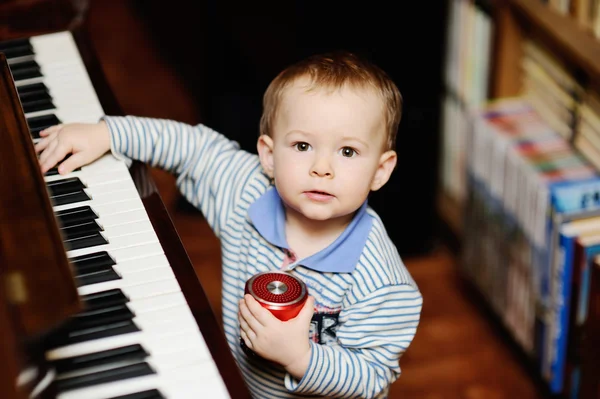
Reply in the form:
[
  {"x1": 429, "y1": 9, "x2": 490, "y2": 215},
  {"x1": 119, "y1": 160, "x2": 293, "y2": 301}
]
[{"x1": 310, "y1": 155, "x2": 334, "y2": 178}]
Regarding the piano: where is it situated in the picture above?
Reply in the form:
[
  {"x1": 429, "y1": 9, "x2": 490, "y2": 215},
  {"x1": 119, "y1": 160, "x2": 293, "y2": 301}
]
[{"x1": 0, "y1": 4, "x2": 252, "y2": 399}]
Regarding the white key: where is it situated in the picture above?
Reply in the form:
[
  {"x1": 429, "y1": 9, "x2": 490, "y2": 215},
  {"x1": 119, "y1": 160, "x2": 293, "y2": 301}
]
[
  {"x1": 54, "y1": 346, "x2": 211, "y2": 381},
  {"x1": 77, "y1": 267, "x2": 177, "y2": 297},
  {"x1": 47, "y1": 308, "x2": 202, "y2": 360},
  {"x1": 53, "y1": 190, "x2": 144, "y2": 213},
  {"x1": 99, "y1": 220, "x2": 155, "y2": 239},
  {"x1": 111, "y1": 253, "x2": 170, "y2": 274},
  {"x1": 67, "y1": 230, "x2": 159, "y2": 258},
  {"x1": 102, "y1": 242, "x2": 165, "y2": 264},
  {"x1": 96, "y1": 209, "x2": 150, "y2": 228},
  {"x1": 77, "y1": 278, "x2": 181, "y2": 300},
  {"x1": 56, "y1": 362, "x2": 228, "y2": 399},
  {"x1": 44, "y1": 155, "x2": 126, "y2": 183}
]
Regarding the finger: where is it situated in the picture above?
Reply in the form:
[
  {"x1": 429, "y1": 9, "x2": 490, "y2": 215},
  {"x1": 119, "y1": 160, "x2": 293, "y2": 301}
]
[
  {"x1": 34, "y1": 137, "x2": 53, "y2": 154},
  {"x1": 57, "y1": 152, "x2": 86, "y2": 175},
  {"x1": 240, "y1": 298, "x2": 266, "y2": 331},
  {"x1": 244, "y1": 294, "x2": 274, "y2": 325},
  {"x1": 240, "y1": 330, "x2": 253, "y2": 349},
  {"x1": 39, "y1": 124, "x2": 63, "y2": 137},
  {"x1": 40, "y1": 141, "x2": 71, "y2": 174},
  {"x1": 238, "y1": 314, "x2": 252, "y2": 334},
  {"x1": 296, "y1": 296, "x2": 315, "y2": 321},
  {"x1": 37, "y1": 138, "x2": 58, "y2": 167}
]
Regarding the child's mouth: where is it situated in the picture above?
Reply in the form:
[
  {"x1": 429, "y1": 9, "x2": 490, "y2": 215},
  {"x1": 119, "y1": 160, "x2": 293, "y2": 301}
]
[{"x1": 305, "y1": 191, "x2": 334, "y2": 201}]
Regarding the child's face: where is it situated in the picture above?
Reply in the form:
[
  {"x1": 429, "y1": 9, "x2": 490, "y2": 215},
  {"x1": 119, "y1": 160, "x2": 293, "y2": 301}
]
[{"x1": 258, "y1": 79, "x2": 397, "y2": 224}]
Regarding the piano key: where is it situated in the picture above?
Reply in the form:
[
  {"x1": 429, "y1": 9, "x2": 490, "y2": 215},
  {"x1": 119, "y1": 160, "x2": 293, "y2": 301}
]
[
  {"x1": 71, "y1": 251, "x2": 115, "y2": 273},
  {"x1": 56, "y1": 363, "x2": 227, "y2": 399},
  {"x1": 55, "y1": 343, "x2": 210, "y2": 383},
  {"x1": 28, "y1": 113, "x2": 60, "y2": 138},
  {"x1": 61, "y1": 220, "x2": 103, "y2": 238},
  {"x1": 100, "y1": 220, "x2": 155, "y2": 240},
  {"x1": 46, "y1": 319, "x2": 141, "y2": 349},
  {"x1": 55, "y1": 361, "x2": 155, "y2": 393},
  {"x1": 76, "y1": 268, "x2": 120, "y2": 287},
  {"x1": 17, "y1": 81, "x2": 48, "y2": 95},
  {"x1": 0, "y1": 37, "x2": 34, "y2": 59},
  {"x1": 91, "y1": 242, "x2": 165, "y2": 266},
  {"x1": 22, "y1": 97, "x2": 55, "y2": 114},
  {"x1": 106, "y1": 389, "x2": 164, "y2": 399},
  {"x1": 66, "y1": 230, "x2": 160, "y2": 258},
  {"x1": 64, "y1": 232, "x2": 109, "y2": 252},
  {"x1": 53, "y1": 192, "x2": 145, "y2": 214},
  {"x1": 110, "y1": 253, "x2": 171, "y2": 275},
  {"x1": 81, "y1": 289, "x2": 128, "y2": 311},
  {"x1": 51, "y1": 189, "x2": 92, "y2": 206},
  {"x1": 10, "y1": 59, "x2": 42, "y2": 80},
  {"x1": 47, "y1": 177, "x2": 86, "y2": 195},
  {"x1": 77, "y1": 266, "x2": 178, "y2": 297},
  {"x1": 56, "y1": 206, "x2": 99, "y2": 227},
  {"x1": 48, "y1": 296, "x2": 203, "y2": 350},
  {"x1": 95, "y1": 209, "x2": 150, "y2": 230},
  {"x1": 71, "y1": 304, "x2": 135, "y2": 330},
  {"x1": 51, "y1": 343, "x2": 148, "y2": 374},
  {"x1": 47, "y1": 306, "x2": 203, "y2": 360}
]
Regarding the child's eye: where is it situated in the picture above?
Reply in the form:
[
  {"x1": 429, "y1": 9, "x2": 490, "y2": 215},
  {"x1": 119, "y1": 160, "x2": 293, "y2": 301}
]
[
  {"x1": 294, "y1": 142, "x2": 311, "y2": 152},
  {"x1": 340, "y1": 147, "x2": 357, "y2": 157}
]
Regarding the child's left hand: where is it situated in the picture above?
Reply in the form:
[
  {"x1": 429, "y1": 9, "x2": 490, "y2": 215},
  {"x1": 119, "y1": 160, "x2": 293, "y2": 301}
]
[{"x1": 238, "y1": 294, "x2": 315, "y2": 371}]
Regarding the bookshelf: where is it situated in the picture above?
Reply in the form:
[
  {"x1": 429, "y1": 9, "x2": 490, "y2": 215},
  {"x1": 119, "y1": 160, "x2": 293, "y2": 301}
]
[
  {"x1": 438, "y1": 0, "x2": 600, "y2": 237},
  {"x1": 438, "y1": 0, "x2": 600, "y2": 397}
]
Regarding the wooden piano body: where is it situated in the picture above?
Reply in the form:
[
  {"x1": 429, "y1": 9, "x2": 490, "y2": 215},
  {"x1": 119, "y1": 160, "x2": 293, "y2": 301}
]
[{"x1": 0, "y1": 1, "x2": 251, "y2": 397}]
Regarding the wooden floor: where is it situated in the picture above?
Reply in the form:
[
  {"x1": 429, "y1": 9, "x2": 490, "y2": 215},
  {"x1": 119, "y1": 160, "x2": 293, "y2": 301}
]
[{"x1": 84, "y1": 1, "x2": 549, "y2": 398}]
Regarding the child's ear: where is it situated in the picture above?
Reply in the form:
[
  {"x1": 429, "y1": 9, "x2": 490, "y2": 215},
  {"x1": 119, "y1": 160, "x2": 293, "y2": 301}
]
[
  {"x1": 371, "y1": 150, "x2": 397, "y2": 191},
  {"x1": 257, "y1": 134, "x2": 275, "y2": 178}
]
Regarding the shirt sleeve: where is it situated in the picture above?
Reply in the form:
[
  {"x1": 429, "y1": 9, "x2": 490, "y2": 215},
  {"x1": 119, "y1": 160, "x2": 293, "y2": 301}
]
[
  {"x1": 284, "y1": 283, "x2": 423, "y2": 398},
  {"x1": 103, "y1": 115, "x2": 262, "y2": 236}
]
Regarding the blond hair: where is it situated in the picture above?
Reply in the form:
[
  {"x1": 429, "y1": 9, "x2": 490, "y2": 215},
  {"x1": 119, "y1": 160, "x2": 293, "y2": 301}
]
[{"x1": 259, "y1": 51, "x2": 403, "y2": 150}]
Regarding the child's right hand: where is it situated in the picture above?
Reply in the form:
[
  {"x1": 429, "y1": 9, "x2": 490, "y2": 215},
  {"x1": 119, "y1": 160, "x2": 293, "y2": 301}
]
[{"x1": 34, "y1": 121, "x2": 111, "y2": 175}]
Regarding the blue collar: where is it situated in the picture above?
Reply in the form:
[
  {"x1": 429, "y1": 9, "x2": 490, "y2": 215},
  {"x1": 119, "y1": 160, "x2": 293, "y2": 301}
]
[{"x1": 248, "y1": 187, "x2": 373, "y2": 273}]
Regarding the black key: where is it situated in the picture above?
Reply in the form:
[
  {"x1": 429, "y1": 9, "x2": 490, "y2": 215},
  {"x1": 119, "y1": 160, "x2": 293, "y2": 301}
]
[
  {"x1": 80, "y1": 288, "x2": 128, "y2": 311},
  {"x1": 50, "y1": 190, "x2": 91, "y2": 206},
  {"x1": 50, "y1": 344, "x2": 148, "y2": 374},
  {"x1": 22, "y1": 98, "x2": 55, "y2": 114},
  {"x1": 45, "y1": 319, "x2": 140, "y2": 349},
  {"x1": 71, "y1": 304, "x2": 134, "y2": 330},
  {"x1": 107, "y1": 389, "x2": 165, "y2": 399},
  {"x1": 19, "y1": 88, "x2": 52, "y2": 103},
  {"x1": 0, "y1": 38, "x2": 33, "y2": 59},
  {"x1": 28, "y1": 113, "x2": 61, "y2": 138},
  {"x1": 55, "y1": 362, "x2": 155, "y2": 393},
  {"x1": 60, "y1": 220, "x2": 103, "y2": 239},
  {"x1": 70, "y1": 251, "x2": 116, "y2": 274},
  {"x1": 76, "y1": 268, "x2": 121, "y2": 287},
  {"x1": 46, "y1": 177, "x2": 87, "y2": 196},
  {"x1": 9, "y1": 60, "x2": 42, "y2": 81},
  {"x1": 56, "y1": 206, "x2": 99, "y2": 228},
  {"x1": 18, "y1": 82, "x2": 48, "y2": 95},
  {"x1": 64, "y1": 231, "x2": 109, "y2": 251},
  {"x1": 0, "y1": 38, "x2": 30, "y2": 52},
  {"x1": 73, "y1": 259, "x2": 114, "y2": 278}
]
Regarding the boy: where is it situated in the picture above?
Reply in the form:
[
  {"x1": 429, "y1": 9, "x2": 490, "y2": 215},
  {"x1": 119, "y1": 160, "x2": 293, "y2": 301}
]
[{"x1": 35, "y1": 51, "x2": 423, "y2": 398}]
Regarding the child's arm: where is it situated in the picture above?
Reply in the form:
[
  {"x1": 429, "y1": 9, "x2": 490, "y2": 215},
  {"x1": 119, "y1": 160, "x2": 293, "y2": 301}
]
[{"x1": 35, "y1": 117, "x2": 263, "y2": 236}]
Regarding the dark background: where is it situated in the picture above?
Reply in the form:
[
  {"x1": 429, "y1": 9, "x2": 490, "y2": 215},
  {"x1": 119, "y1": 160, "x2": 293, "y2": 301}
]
[{"x1": 133, "y1": 0, "x2": 449, "y2": 256}]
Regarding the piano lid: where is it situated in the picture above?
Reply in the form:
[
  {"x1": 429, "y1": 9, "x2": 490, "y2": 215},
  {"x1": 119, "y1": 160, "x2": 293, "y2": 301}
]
[{"x1": 0, "y1": 53, "x2": 81, "y2": 339}]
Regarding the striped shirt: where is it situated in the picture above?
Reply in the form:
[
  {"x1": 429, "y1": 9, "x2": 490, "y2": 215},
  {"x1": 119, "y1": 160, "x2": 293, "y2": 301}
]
[{"x1": 104, "y1": 116, "x2": 423, "y2": 399}]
